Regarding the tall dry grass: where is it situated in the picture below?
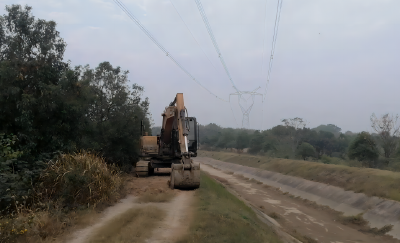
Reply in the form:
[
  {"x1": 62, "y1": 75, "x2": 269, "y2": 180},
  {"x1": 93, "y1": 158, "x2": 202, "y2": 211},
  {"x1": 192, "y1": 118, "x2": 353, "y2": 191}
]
[
  {"x1": 36, "y1": 151, "x2": 123, "y2": 207},
  {"x1": 0, "y1": 151, "x2": 124, "y2": 243}
]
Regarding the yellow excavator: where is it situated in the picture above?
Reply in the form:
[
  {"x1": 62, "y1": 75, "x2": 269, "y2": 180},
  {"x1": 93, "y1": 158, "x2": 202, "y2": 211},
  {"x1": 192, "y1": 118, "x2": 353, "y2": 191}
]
[{"x1": 137, "y1": 93, "x2": 200, "y2": 189}]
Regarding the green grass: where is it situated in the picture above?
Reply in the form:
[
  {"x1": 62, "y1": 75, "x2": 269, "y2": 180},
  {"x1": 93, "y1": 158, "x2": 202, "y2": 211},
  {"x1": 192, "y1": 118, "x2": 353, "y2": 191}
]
[
  {"x1": 199, "y1": 150, "x2": 400, "y2": 202},
  {"x1": 177, "y1": 172, "x2": 282, "y2": 243}
]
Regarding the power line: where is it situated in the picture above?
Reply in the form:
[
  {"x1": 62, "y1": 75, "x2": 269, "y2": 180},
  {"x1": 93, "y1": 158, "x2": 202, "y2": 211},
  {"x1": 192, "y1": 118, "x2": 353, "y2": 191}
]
[
  {"x1": 261, "y1": 0, "x2": 283, "y2": 130},
  {"x1": 112, "y1": 0, "x2": 228, "y2": 102},
  {"x1": 194, "y1": 0, "x2": 240, "y2": 92},
  {"x1": 263, "y1": 0, "x2": 283, "y2": 100},
  {"x1": 261, "y1": 0, "x2": 269, "y2": 76},
  {"x1": 169, "y1": 0, "x2": 217, "y2": 70}
]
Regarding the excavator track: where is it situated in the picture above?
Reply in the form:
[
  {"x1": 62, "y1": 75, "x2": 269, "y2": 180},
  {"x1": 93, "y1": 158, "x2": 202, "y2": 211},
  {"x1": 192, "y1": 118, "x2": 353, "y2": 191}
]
[{"x1": 136, "y1": 161, "x2": 150, "y2": 177}]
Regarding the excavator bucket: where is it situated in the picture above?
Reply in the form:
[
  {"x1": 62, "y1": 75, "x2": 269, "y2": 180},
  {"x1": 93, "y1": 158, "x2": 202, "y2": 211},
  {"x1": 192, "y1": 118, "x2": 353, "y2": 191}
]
[{"x1": 170, "y1": 161, "x2": 200, "y2": 189}]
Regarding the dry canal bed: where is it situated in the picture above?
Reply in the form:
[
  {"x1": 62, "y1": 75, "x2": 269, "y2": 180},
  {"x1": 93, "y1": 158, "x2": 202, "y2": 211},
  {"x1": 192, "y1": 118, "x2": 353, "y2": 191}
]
[{"x1": 196, "y1": 157, "x2": 400, "y2": 243}]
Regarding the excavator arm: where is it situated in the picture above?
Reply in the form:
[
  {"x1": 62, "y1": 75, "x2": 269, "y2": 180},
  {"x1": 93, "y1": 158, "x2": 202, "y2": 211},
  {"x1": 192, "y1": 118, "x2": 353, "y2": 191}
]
[{"x1": 168, "y1": 93, "x2": 200, "y2": 189}]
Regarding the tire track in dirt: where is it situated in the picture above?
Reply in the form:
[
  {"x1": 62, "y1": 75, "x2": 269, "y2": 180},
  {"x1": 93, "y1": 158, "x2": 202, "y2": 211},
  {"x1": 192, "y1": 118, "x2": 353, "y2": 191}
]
[
  {"x1": 66, "y1": 174, "x2": 194, "y2": 243},
  {"x1": 145, "y1": 191, "x2": 194, "y2": 243}
]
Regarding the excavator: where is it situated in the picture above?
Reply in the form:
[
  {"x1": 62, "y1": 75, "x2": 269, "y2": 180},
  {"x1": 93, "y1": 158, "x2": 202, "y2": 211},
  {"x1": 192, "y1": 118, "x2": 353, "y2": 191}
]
[{"x1": 137, "y1": 93, "x2": 200, "y2": 189}]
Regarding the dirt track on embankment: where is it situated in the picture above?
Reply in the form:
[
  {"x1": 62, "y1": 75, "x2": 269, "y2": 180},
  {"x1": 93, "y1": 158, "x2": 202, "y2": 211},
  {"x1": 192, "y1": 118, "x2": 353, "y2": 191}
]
[
  {"x1": 66, "y1": 171, "x2": 194, "y2": 243},
  {"x1": 195, "y1": 156, "x2": 400, "y2": 243}
]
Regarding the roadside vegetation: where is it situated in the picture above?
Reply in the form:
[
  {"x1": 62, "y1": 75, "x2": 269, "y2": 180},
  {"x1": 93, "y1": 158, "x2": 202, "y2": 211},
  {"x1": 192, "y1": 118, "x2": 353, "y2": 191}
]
[
  {"x1": 0, "y1": 5, "x2": 151, "y2": 242},
  {"x1": 183, "y1": 115, "x2": 400, "y2": 171},
  {"x1": 0, "y1": 152, "x2": 125, "y2": 243},
  {"x1": 177, "y1": 172, "x2": 282, "y2": 243},
  {"x1": 199, "y1": 150, "x2": 400, "y2": 202}
]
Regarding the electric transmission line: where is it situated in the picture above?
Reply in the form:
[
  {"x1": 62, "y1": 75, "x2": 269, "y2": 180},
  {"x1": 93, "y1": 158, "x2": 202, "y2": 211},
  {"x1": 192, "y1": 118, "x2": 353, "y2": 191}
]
[
  {"x1": 194, "y1": 0, "x2": 264, "y2": 128},
  {"x1": 263, "y1": 0, "x2": 283, "y2": 99},
  {"x1": 112, "y1": 0, "x2": 228, "y2": 102},
  {"x1": 194, "y1": 0, "x2": 240, "y2": 92},
  {"x1": 261, "y1": 0, "x2": 283, "y2": 130}
]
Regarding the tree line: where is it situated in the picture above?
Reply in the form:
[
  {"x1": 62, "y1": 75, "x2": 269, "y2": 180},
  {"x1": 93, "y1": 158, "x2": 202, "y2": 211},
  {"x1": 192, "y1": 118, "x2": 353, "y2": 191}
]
[
  {"x1": 198, "y1": 115, "x2": 400, "y2": 169},
  {"x1": 0, "y1": 5, "x2": 151, "y2": 207}
]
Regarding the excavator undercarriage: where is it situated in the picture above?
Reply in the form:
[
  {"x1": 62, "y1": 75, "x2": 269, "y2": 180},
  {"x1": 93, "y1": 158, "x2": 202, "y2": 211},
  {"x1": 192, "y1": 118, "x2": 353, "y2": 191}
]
[{"x1": 137, "y1": 93, "x2": 200, "y2": 189}]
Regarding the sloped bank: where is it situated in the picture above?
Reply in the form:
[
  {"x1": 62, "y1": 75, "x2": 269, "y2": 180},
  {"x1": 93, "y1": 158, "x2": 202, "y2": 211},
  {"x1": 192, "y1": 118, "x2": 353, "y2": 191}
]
[{"x1": 196, "y1": 157, "x2": 400, "y2": 239}]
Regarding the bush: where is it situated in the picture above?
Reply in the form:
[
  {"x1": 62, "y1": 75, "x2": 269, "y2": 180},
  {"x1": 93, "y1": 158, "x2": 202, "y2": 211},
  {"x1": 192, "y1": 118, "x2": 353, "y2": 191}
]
[
  {"x1": 348, "y1": 132, "x2": 379, "y2": 167},
  {"x1": 321, "y1": 155, "x2": 332, "y2": 164},
  {"x1": 296, "y1": 142, "x2": 316, "y2": 160},
  {"x1": 36, "y1": 152, "x2": 122, "y2": 208},
  {"x1": 0, "y1": 152, "x2": 124, "y2": 243}
]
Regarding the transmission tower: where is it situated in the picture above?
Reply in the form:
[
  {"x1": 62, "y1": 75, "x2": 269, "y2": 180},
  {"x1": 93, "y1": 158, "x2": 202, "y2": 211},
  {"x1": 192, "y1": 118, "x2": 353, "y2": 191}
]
[{"x1": 230, "y1": 88, "x2": 263, "y2": 129}]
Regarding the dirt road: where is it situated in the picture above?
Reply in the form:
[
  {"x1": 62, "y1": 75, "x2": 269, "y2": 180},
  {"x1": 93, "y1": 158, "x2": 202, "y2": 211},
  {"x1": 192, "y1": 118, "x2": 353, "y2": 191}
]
[
  {"x1": 195, "y1": 157, "x2": 400, "y2": 243},
  {"x1": 66, "y1": 172, "x2": 193, "y2": 243}
]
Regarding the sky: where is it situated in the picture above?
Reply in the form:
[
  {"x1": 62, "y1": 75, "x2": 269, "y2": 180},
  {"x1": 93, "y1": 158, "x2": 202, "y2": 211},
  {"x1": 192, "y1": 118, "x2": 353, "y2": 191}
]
[{"x1": 1, "y1": 0, "x2": 399, "y2": 132}]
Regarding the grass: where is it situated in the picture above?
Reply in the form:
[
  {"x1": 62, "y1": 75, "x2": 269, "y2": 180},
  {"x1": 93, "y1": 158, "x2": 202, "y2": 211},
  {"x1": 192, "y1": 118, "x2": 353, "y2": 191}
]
[
  {"x1": 199, "y1": 150, "x2": 400, "y2": 202},
  {"x1": 88, "y1": 206, "x2": 165, "y2": 243},
  {"x1": 36, "y1": 151, "x2": 123, "y2": 207},
  {"x1": 177, "y1": 172, "x2": 282, "y2": 243},
  {"x1": 0, "y1": 152, "x2": 125, "y2": 243},
  {"x1": 137, "y1": 190, "x2": 175, "y2": 203}
]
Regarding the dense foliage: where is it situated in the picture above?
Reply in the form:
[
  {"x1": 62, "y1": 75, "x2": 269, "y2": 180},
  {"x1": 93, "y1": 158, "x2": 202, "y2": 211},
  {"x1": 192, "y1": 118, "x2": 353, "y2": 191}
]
[
  {"x1": 348, "y1": 132, "x2": 379, "y2": 167},
  {"x1": 0, "y1": 5, "x2": 151, "y2": 208},
  {"x1": 198, "y1": 123, "x2": 352, "y2": 159},
  {"x1": 197, "y1": 120, "x2": 400, "y2": 168}
]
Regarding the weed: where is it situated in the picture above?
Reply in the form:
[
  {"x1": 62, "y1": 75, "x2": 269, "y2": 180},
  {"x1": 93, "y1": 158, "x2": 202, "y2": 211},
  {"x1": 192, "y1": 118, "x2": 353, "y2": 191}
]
[
  {"x1": 36, "y1": 151, "x2": 123, "y2": 207},
  {"x1": 0, "y1": 152, "x2": 124, "y2": 243},
  {"x1": 360, "y1": 224, "x2": 393, "y2": 235},
  {"x1": 339, "y1": 213, "x2": 367, "y2": 226}
]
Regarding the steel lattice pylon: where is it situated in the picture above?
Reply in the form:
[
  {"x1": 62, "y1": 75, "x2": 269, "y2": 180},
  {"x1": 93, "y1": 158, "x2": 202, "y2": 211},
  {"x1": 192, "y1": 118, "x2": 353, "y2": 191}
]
[{"x1": 230, "y1": 87, "x2": 263, "y2": 129}]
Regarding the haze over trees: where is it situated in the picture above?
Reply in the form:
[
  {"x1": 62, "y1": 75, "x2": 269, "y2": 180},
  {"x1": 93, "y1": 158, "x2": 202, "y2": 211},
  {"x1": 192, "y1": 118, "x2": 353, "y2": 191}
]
[
  {"x1": 195, "y1": 113, "x2": 400, "y2": 170},
  {"x1": 0, "y1": 5, "x2": 151, "y2": 206}
]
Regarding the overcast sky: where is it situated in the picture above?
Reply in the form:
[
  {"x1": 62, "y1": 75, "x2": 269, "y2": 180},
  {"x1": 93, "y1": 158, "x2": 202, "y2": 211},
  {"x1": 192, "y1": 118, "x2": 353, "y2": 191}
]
[{"x1": 2, "y1": 0, "x2": 399, "y2": 132}]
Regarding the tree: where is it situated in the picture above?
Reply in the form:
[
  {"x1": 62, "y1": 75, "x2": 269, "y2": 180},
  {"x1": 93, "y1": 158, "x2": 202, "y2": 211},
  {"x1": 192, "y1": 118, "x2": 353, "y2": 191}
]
[
  {"x1": 348, "y1": 132, "x2": 379, "y2": 167},
  {"x1": 296, "y1": 142, "x2": 316, "y2": 160},
  {"x1": 236, "y1": 130, "x2": 250, "y2": 151},
  {"x1": 313, "y1": 124, "x2": 342, "y2": 136},
  {"x1": 216, "y1": 128, "x2": 235, "y2": 148},
  {"x1": 80, "y1": 62, "x2": 151, "y2": 168},
  {"x1": 281, "y1": 117, "x2": 308, "y2": 154},
  {"x1": 248, "y1": 130, "x2": 264, "y2": 154},
  {"x1": 0, "y1": 5, "x2": 78, "y2": 157},
  {"x1": 370, "y1": 113, "x2": 400, "y2": 158},
  {"x1": 0, "y1": 5, "x2": 152, "y2": 206}
]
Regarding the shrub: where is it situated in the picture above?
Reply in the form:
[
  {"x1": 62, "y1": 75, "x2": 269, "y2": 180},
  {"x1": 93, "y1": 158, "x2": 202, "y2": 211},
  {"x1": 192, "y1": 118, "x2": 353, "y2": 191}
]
[
  {"x1": 321, "y1": 155, "x2": 332, "y2": 164},
  {"x1": 296, "y1": 142, "x2": 316, "y2": 160},
  {"x1": 35, "y1": 152, "x2": 122, "y2": 208},
  {"x1": 348, "y1": 132, "x2": 379, "y2": 167}
]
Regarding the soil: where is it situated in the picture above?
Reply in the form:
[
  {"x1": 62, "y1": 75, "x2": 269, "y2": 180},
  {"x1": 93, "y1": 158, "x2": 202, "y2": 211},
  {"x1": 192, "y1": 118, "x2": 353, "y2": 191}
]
[
  {"x1": 196, "y1": 157, "x2": 400, "y2": 243},
  {"x1": 66, "y1": 169, "x2": 194, "y2": 243}
]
